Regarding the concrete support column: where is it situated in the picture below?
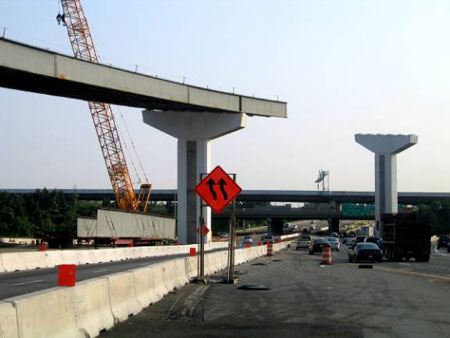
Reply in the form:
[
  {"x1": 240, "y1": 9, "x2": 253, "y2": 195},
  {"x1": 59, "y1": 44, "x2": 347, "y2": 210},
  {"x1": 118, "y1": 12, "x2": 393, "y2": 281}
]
[
  {"x1": 269, "y1": 218, "x2": 284, "y2": 236},
  {"x1": 328, "y1": 218, "x2": 340, "y2": 234},
  {"x1": 177, "y1": 140, "x2": 212, "y2": 244},
  {"x1": 374, "y1": 153, "x2": 398, "y2": 233},
  {"x1": 143, "y1": 110, "x2": 246, "y2": 244},
  {"x1": 355, "y1": 134, "x2": 417, "y2": 237}
]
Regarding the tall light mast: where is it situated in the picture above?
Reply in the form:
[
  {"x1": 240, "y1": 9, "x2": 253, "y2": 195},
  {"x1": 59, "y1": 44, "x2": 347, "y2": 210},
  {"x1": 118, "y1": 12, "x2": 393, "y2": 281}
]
[{"x1": 57, "y1": 0, "x2": 151, "y2": 212}]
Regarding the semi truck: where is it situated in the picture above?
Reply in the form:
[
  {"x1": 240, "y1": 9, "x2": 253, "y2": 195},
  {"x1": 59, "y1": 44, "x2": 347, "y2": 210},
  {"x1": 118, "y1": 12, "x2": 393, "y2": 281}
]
[
  {"x1": 357, "y1": 225, "x2": 374, "y2": 237},
  {"x1": 382, "y1": 213, "x2": 431, "y2": 262}
]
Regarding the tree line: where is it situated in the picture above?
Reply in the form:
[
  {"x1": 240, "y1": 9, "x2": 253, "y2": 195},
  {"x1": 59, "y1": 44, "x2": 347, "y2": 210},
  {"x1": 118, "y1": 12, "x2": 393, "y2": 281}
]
[
  {"x1": 0, "y1": 189, "x2": 177, "y2": 239},
  {"x1": 0, "y1": 189, "x2": 102, "y2": 238}
]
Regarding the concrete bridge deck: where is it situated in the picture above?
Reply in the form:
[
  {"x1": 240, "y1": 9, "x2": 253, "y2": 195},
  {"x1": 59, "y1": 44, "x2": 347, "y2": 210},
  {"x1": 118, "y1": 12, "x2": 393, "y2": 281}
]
[{"x1": 0, "y1": 38, "x2": 286, "y2": 117}]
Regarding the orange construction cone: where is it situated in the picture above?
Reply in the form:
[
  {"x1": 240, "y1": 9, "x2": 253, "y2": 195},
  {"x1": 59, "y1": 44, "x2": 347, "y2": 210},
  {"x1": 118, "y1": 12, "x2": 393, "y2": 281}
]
[{"x1": 321, "y1": 246, "x2": 333, "y2": 265}]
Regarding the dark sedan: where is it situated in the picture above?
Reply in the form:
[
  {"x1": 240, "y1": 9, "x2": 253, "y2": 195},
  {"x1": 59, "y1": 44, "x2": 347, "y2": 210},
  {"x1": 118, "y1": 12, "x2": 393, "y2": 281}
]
[
  {"x1": 348, "y1": 243, "x2": 383, "y2": 263},
  {"x1": 309, "y1": 238, "x2": 330, "y2": 255},
  {"x1": 437, "y1": 235, "x2": 449, "y2": 249}
]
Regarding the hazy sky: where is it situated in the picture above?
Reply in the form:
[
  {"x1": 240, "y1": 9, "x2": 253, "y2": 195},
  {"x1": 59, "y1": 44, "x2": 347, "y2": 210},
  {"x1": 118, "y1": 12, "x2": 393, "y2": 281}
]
[{"x1": 1, "y1": 0, "x2": 450, "y2": 192}]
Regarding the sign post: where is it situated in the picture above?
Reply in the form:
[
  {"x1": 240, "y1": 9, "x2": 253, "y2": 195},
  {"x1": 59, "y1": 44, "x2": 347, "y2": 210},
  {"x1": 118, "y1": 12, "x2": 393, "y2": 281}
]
[
  {"x1": 228, "y1": 188, "x2": 237, "y2": 282},
  {"x1": 195, "y1": 166, "x2": 242, "y2": 283}
]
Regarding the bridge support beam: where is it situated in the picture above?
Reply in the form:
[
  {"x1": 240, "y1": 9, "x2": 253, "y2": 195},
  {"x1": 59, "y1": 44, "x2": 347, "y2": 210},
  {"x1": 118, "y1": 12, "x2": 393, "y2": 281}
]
[
  {"x1": 143, "y1": 110, "x2": 247, "y2": 244},
  {"x1": 355, "y1": 134, "x2": 417, "y2": 237}
]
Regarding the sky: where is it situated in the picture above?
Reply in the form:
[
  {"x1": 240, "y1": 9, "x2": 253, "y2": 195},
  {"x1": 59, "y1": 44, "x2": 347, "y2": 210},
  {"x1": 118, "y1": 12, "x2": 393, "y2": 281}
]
[{"x1": 1, "y1": 0, "x2": 450, "y2": 192}]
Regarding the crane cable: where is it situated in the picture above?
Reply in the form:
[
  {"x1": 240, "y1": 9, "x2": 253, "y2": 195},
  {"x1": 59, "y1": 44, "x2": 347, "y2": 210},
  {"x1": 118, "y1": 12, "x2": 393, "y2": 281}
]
[
  {"x1": 117, "y1": 123, "x2": 142, "y2": 186},
  {"x1": 116, "y1": 106, "x2": 149, "y2": 184}
]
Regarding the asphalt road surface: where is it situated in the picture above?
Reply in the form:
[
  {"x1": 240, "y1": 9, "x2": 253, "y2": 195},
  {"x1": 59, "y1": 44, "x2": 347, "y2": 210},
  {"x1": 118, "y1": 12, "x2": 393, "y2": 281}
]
[
  {"x1": 0, "y1": 252, "x2": 198, "y2": 300},
  {"x1": 101, "y1": 242, "x2": 450, "y2": 338}
]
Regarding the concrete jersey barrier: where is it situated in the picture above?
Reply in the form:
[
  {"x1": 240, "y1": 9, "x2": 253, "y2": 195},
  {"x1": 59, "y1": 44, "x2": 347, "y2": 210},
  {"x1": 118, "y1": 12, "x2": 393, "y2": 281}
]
[
  {"x1": 0, "y1": 241, "x2": 288, "y2": 338},
  {"x1": 0, "y1": 241, "x2": 229, "y2": 274},
  {"x1": 4, "y1": 287, "x2": 84, "y2": 338},
  {"x1": 0, "y1": 301, "x2": 19, "y2": 338},
  {"x1": 0, "y1": 253, "x2": 5, "y2": 273},
  {"x1": 74, "y1": 278, "x2": 114, "y2": 338}
]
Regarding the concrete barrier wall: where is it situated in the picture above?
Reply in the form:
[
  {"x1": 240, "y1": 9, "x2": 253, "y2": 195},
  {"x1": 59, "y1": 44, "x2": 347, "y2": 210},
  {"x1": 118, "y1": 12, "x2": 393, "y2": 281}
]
[
  {"x1": 60, "y1": 250, "x2": 81, "y2": 265},
  {"x1": 106, "y1": 272, "x2": 143, "y2": 323},
  {"x1": 74, "y1": 278, "x2": 114, "y2": 338},
  {"x1": 43, "y1": 251, "x2": 63, "y2": 268},
  {"x1": 0, "y1": 301, "x2": 19, "y2": 338},
  {"x1": 4, "y1": 287, "x2": 83, "y2": 338},
  {"x1": 0, "y1": 242, "x2": 229, "y2": 274},
  {"x1": 1, "y1": 252, "x2": 27, "y2": 272},
  {"x1": 0, "y1": 253, "x2": 5, "y2": 273},
  {"x1": 0, "y1": 240, "x2": 287, "y2": 338}
]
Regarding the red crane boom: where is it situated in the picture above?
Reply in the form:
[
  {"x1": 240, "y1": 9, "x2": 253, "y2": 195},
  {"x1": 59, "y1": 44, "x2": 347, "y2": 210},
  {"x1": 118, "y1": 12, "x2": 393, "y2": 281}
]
[{"x1": 57, "y1": 0, "x2": 151, "y2": 212}]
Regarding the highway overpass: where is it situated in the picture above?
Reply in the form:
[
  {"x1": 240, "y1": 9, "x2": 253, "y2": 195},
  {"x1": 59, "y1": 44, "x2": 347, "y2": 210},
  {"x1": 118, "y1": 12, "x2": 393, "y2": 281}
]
[
  {"x1": 3, "y1": 189, "x2": 450, "y2": 204},
  {"x1": 212, "y1": 207, "x2": 372, "y2": 220}
]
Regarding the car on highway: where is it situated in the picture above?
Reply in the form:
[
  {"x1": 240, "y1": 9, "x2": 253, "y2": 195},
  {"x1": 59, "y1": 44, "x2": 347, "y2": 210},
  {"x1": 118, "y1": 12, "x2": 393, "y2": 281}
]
[
  {"x1": 261, "y1": 235, "x2": 274, "y2": 245},
  {"x1": 349, "y1": 236, "x2": 366, "y2": 249},
  {"x1": 437, "y1": 235, "x2": 449, "y2": 249},
  {"x1": 242, "y1": 236, "x2": 253, "y2": 245},
  {"x1": 327, "y1": 237, "x2": 340, "y2": 251},
  {"x1": 300, "y1": 234, "x2": 311, "y2": 241},
  {"x1": 348, "y1": 242, "x2": 383, "y2": 263},
  {"x1": 308, "y1": 238, "x2": 330, "y2": 255},
  {"x1": 296, "y1": 238, "x2": 311, "y2": 250},
  {"x1": 346, "y1": 238, "x2": 356, "y2": 247},
  {"x1": 364, "y1": 236, "x2": 384, "y2": 250}
]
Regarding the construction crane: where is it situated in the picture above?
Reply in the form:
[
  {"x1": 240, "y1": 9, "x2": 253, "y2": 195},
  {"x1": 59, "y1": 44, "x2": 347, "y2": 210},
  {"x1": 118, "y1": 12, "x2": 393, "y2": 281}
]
[{"x1": 56, "y1": 0, "x2": 151, "y2": 213}]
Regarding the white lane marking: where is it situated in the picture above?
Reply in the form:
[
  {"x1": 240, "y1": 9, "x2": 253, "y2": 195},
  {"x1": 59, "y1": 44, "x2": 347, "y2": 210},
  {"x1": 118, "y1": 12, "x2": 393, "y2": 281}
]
[
  {"x1": 93, "y1": 269, "x2": 108, "y2": 273},
  {"x1": 13, "y1": 279, "x2": 43, "y2": 286},
  {"x1": 433, "y1": 245, "x2": 449, "y2": 257}
]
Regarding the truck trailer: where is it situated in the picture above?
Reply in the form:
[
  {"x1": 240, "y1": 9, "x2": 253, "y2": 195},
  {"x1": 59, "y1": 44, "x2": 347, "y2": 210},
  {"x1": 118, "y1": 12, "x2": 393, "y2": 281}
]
[{"x1": 382, "y1": 213, "x2": 431, "y2": 262}]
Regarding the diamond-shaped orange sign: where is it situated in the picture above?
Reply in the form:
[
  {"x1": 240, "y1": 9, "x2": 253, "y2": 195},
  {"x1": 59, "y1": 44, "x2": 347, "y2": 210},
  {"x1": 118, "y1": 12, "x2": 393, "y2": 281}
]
[
  {"x1": 195, "y1": 166, "x2": 242, "y2": 213},
  {"x1": 195, "y1": 223, "x2": 210, "y2": 236}
]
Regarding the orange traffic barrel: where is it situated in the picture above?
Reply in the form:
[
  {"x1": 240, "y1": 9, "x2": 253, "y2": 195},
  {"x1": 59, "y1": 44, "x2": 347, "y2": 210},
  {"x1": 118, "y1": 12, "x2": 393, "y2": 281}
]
[
  {"x1": 267, "y1": 242, "x2": 274, "y2": 256},
  {"x1": 321, "y1": 246, "x2": 332, "y2": 265}
]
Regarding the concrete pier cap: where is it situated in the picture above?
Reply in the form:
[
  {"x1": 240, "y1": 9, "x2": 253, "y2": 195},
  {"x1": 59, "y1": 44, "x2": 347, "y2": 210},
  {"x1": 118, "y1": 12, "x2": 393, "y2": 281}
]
[
  {"x1": 355, "y1": 134, "x2": 418, "y2": 237},
  {"x1": 355, "y1": 134, "x2": 418, "y2": 155},
  {"x1": 143, "y1": 110, "x2": 247, "y2": 245}
]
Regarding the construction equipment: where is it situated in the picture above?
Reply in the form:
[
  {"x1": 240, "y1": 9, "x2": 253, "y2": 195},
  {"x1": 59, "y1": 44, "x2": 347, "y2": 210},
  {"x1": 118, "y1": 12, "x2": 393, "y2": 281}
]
[{"x1": 57, "y1": 0, "x2": 151, "y2": 213}]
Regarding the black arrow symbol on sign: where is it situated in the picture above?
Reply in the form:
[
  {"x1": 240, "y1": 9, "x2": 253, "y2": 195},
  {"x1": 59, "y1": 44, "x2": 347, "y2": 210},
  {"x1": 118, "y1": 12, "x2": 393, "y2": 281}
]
[
  {"x1": 218, "y1": 178, "x2": 228, "y2": 200},
  {"x1": 207, "y1": 178, "x2": 217, "y2": 200}
]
